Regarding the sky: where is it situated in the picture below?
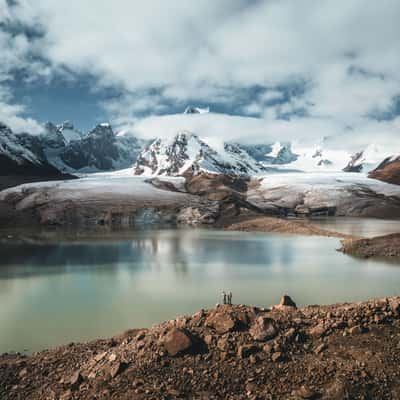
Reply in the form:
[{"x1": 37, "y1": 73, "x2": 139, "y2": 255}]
[{"x1": 0, "y1": 0, "x2": 399, "y2": 151}]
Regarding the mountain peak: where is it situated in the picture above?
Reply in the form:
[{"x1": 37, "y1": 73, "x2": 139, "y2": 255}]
[
  {"x1": 133, "y1": 133, "x2": 266, "y2": 177},
  {"x1": 183, "y1": 106, "x2": 210, "y2": 114},
  {"x1": 57, "y1": 120, "x2": 75, "y2": 131}
]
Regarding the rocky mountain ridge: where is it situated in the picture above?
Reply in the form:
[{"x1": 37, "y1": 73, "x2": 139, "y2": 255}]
[
  {"x1": 133, "y1": 132, "x2": 268, "y2": 177},
  {"x1": 0, "y1": 106, "x2": 398, "y2": 183},
  {"x1": 0, "y1": 123, "x2": 72, "y2": 190}
]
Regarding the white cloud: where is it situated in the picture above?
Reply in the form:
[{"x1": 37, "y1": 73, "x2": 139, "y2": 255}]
[
  {"x1": 0, "y1": 0, "x2": 399, "y2": 150},
  {"x1": 0, "y1": 86, "x2": 42, "y2": 133}
]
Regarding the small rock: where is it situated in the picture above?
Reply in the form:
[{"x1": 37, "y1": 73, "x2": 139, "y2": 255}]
[
  {"x1": 238, "y1": 344, "x2": 259, "y2": 358},
  {"x1": 284, "y1": 327, "x2": 297, "y2": 341},
  {"x1": 249, "y1": 316, "x2": 278, "y2": 341},
  {"x1": 109, "y1": 353, "x2": 117, "y2": 362},
  {"x1": 69, "y1": 370, "x2": 83, "y2": 390},
  {"x1": 110, "y1": 361, "x2": 128, "y2": 379},
  {"x1": 60, "y1": 389, "x2": 72, "y2": 400},
  {"x1": 309, "y1": 323, "x2": 326, "y2": 338},
  {"x1": 162, "y1": 328, "x2": 193, "y2": 356},
  {"x1": 321, "y1": 378, "x2": 351, "y2": 400},
  {"x1": 18, "y1": 368, "x2": 28, "y2": 378},
  {"x1": 204, "y1": 334, "x2": 213, "y2": 345},
  {"x1": 88, "y1": 372, "x2": 96, "y2": 379},
  {"x1": 217, "y1": 337, "x2": 229, "y2": 351},
  {"x1": 314, "y1": 343, "x2": 327, "y2": 354},
  {"x1": 389, "y1": 298, "x2": 400, "y2": 316},
  {"x1": 249, "y1": 354, "x2": 258, "y2": 364},
  {"x1": 271, "y1": 352, "x2": 282, "y2": 362},
  {"x1": 348, "y1": 325, "x2": 363, "y2": 335},
  {"x1": 94, "y1": 351, "x2": 107, "y2": 362},
  {"x1": 263, "y1": 343, "x2": 273, "y2": 354},
  {"x1": 293, "y1": 385, "x2": 317, "y2": 399}
]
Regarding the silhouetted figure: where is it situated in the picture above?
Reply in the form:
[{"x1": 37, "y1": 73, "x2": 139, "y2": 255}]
[
  {"x1": 222, "y1": 291, "x2": 227, "y2": 305},
  {"x1": 228, "y1": 292, "x2": 232, "y2": 305}
]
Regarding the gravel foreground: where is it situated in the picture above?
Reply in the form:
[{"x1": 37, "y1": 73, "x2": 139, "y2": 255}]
[{"x1": 1, "y1": 296, "x2": 400, "y2": 400}]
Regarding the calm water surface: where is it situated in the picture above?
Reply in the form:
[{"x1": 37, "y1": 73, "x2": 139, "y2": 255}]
[
  {"x1": 0, "y1": 226, "x2": 399, "y2": 353},
  {"x1": 310, "y1": 217, "x2": 400, "y2": 237}
]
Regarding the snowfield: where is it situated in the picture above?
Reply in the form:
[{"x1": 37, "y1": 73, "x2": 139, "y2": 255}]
[
  {"x1": 258, "y1": 172, "x2": 400, "y2": 197},
  {"x1": 0, "y1": 173, "x2": 189, "y2": 207},
  {"x1": 247, "y1": 172, "x2": 400, "y2": 217},
  {"x1": 1, "y1": 169, "x2": 400, "y2": 225}
]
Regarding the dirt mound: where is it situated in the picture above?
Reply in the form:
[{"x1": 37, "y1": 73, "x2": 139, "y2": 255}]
[
  {"x1": 224, "y1": 215, "x2": 353, "y2": 238},
  {"x1": 1, "y1": 296, "x2": 400, "y2": 399}
]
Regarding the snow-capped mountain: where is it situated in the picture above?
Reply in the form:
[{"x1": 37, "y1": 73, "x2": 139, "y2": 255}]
[
  {"x1": 343, "y1": 151, "x2": 364, "y2": 172},
  {"x1": 40, "y1": 122, "x2": 146, "y2": 173},
  {"x1": 41, "y1": 121, "x2": 82, "y2": 149},
  {"x1": 56, "y1": 123, "x2": 146, "y2": 172},
  {"x1": 238, "y1": 142, "x2": 298, "y2": 165},
  {"x1": 0, "y1": 123, "x2": 67, "y2": 187},
  {"x1": 0, "y1": 123, "x2": 44, "y2": 167},
  {"x1": 133, "y1": 132, "x2": 267, "y2": 177},
  {"x1": 342, "y1": 145, "x2": 392, "y2": 173},
  {"x1": 183, "y1": 106, "x2": 210, "y2": 114}
]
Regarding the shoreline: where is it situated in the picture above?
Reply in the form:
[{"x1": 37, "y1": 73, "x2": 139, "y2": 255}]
[
  {"x1": 222, "y1": 215, "x2": 400, "y2": 259},
  {"x1": 1, "y1": 295, "x2": 399, "y2": 399},
  {"x1": 221, "y1": 214, "x2": 356, "y2": 239}
]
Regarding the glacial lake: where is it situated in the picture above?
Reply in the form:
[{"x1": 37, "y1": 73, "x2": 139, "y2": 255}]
[{"x1": 0, "y1": 226, "x2": 400, "y2": 353}]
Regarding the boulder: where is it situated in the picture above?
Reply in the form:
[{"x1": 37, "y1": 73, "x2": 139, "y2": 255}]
[
  {"x1": 162, "y1": 328, "x2": 193, "y2": 356},
  {"x1": 249, "y1": 316, "x2": 278, "y2": 341},
  {"x1": 205, "y1": 311, "x2": 237, "y2": 334},
  {"x1": 279, "y1": 295, "x2": 297, "y2": 308}
]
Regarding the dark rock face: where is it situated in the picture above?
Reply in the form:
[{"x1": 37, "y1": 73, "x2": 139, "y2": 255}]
[
  {"x1": 0, "y1": 123, "x2": 73, "y2": 190},
  {"x1": 343, "y1": 151, "x2": 364, "y2": 172},
  {"x1": 41, "y1": 122, "x2": 72, "y2": 149},
  {"x1": 238, "y1": 142, "x2": 298, "y2": 165},
  {"x1": 272, "y1": 144, "x2": 299, "y2": 165},
  {"x1": 61, "y1": 124, "x2": 118, "y2": 170},
  {"x1": 369, "y1": 156, "x2": 400, "y2": 185},
  {"x1": 40, "y1": 122, "x2": 146, "y2": 173}
]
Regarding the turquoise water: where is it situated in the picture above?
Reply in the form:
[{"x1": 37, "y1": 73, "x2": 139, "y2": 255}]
[{"x1": 0, "y1": 228, "x2": 399, "y2": 353}]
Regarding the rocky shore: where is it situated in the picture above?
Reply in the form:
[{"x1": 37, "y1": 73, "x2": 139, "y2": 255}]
[
  {"x1": 340, "y1": 233, "x2": 400, "y2": 258},
  {"x1": 1, "y1": 295, "x2": 400, "y2": 399}
]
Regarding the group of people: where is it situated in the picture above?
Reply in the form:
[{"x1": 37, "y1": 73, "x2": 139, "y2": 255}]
[{"x1": 222, "y1": 291, "x2": 233, "y2": 305}]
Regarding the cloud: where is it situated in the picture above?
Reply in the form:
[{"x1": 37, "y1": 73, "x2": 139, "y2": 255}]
[
  {"x1": 0, "y1": 86, "x2": 42, "y2": 133},
  {"x1": 1, "y1": 0, "x2": 399, "y2": 150}
]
